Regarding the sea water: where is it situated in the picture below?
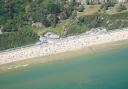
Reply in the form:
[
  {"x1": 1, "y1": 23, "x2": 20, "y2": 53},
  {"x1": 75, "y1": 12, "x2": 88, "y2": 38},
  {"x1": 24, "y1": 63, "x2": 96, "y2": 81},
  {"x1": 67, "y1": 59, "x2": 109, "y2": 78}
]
[{"x1": 0, "y1": 42, "x2": 128, "y2": 89}]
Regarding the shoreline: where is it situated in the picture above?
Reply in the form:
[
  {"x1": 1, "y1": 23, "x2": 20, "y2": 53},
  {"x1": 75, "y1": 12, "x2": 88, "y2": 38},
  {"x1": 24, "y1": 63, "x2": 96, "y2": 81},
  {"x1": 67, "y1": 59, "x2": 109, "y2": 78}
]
[
  {"x1": 0, "y1": 28, "x2": 128, "y2": 65},
  {"x1": 0, "y1": 39, "x2": 128, "y2": 72}
]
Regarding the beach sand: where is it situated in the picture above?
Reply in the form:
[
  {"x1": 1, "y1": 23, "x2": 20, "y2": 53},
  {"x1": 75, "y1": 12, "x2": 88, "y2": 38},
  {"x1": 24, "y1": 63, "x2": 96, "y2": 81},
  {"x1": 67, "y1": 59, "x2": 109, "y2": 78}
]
[
  {"x1": 0, "y1": 39, "x2": 128, "y2": 72},
  {"x1": 0, "y1": 28, "x2": 128, "y2": 68}
]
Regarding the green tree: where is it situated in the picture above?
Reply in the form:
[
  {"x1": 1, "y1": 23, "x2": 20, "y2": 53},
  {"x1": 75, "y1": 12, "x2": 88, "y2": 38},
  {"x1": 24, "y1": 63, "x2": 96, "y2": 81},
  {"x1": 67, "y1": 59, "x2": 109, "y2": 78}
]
[
  {"x1": 47, "y1": 14, "x2": 59, "y2": 27},
  {"x1": 78, "y1": 5, "x2": 84, "y2": 12}
]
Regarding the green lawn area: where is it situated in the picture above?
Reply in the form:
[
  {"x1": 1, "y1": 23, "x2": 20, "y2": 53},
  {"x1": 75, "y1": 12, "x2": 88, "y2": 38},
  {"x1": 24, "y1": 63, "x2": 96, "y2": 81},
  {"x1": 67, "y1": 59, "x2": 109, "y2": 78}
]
[
  {"x1": 27, "y1": 3, "x2": 128, "y2": 36},
  {"x1": 25, "y1": 20, "x2": 70, "y2": 36},
  {"x1": 77, "y1": 3, "x2": 128, "y2": 16},
  {"x1": 106, "y1": 3, "x2": 128, "y2": 14},
  {"x1": 77, "y1": 5, "x2": 101, "y2": 17}
]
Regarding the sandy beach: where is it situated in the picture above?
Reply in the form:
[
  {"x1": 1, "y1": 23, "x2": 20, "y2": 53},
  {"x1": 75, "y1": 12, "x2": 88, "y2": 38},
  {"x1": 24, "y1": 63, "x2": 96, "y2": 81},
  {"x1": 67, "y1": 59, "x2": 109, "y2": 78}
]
[{"x1": 0, "y1": 28, "x2": 128, "y2": 65}]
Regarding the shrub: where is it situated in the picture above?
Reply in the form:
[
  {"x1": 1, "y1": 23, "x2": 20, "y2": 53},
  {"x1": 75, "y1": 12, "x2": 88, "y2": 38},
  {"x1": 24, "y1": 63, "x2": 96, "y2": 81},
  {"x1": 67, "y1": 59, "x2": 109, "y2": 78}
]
[
  {"x1": 116, "y1": 4, "x2": 127, "y2": 12},
  {"x1": 78, "y1": 14, "x2": 106, "y2": 28},
  {"x1": 42, "y1": 18, "x2": 51, "y2": 27},
  {"x1": 66, "y1": 11, "x2": 128, "y2": 35},
  {"x1": 100, "y1": 1, "x2": 116, "y2": 10},
  {"x1": 66, "y1": 24, "x2": 88, "y2": 35},
  {"x1": 59, "y1": 12, "x2": 68, "y2": 20},
  {"x1": 86, "y1": 0, "x2": 90, "y2": 5},
  {"x1": 78, "y1": 5, "x2": 85, "y2": 12},
  {"x1": 71, "y1": 10, "x2": 77, "y2": 19},
  {"x1": 0, "y1": 30, "x2": 38, "y2": 50}
]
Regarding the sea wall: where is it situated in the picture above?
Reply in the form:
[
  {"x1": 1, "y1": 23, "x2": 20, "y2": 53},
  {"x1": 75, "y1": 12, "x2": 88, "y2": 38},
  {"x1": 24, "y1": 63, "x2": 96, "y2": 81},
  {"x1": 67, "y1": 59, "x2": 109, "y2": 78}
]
[{"x1": 0, "y1": 28, "x2": 128, "y2": 65}]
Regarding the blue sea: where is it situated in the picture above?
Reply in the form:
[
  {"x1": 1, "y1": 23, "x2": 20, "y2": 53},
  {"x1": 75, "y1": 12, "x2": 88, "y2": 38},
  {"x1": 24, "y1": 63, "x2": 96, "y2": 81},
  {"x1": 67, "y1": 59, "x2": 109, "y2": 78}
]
[{"x1": 0, "y1": 41, "x2": 128, "y2": 89}]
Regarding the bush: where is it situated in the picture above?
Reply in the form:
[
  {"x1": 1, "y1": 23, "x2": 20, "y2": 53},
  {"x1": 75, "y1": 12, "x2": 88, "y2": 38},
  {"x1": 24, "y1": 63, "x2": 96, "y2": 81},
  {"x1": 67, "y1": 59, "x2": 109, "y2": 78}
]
[
  {"x1": 100, "y1": 4, "x2": 108, "y2": 10},
  {"x1": 0, "y1": 30, "x2": 38, "y2": 50},
  {"x1": 78, "y1": 5, "x2": 85, "y2": 12},
  {"x1": 71, "y1": 10, "x2": 77, "y2": 19},
  {"x1": 100, "y1": 1, "x2": 116, "y2": 10},
  {"x1": 66, "y1": 24, "x2": 88, "y2": 35},
  {"x1": 59, "y1": 12, "x2": 68, "y2": 20},
  {"x1": 108, "y1": 12, "x2": 128, "y2": 20},
  {"x1": 77, "y1": 14, "x2": 106, "y2": 28},
  {"x1": 116, "y1": 4, "x2": 127, "y2": 12},
  {"x1": 66, "y1": 12, "x2": 128, "y2": 35},
  {"x1": 42, "y1": 18, "x2": 51, "y2": 27},
  {"x1": 86, "y1": 0, "x2": 90, "y2": 5}
]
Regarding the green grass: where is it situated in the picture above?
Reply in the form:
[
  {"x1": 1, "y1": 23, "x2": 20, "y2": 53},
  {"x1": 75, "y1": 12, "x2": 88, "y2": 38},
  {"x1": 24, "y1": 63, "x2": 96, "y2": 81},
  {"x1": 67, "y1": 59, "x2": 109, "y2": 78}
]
[
  {"x1": 106, "y1": 3, "x2": 128, "y2": 14},
  {"x1": 25, "y1": 3, "x2": 128, "y2": 36},
  {"x1": 77, "y1": 3, "x2": 128, "y2": 16},
  {"x1": 77, "y1": 5, "x2": 101, "y2": 17},
  {"x1": 24, "y1": 20, "x2": 70, "y2": 36}
]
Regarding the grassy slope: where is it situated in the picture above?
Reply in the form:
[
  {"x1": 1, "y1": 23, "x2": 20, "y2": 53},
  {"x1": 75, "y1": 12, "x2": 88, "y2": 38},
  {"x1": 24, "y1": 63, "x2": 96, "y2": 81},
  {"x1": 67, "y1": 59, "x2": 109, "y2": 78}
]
[
  {"x1": 32, "y1": 4, "x2": 128, "y2": 36},
  {"x1": 77, "y1": 3, "x2": 128, "y2": 16},
  {"x1": 26, "y1": 20, "x2": 70, "y2": 36},
  {"x1": 106, "y1": 3, "x2": 128, "y2": 14},
  {"x1": 77, "y1": 5, "x2": 101, "y2": 17}
]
